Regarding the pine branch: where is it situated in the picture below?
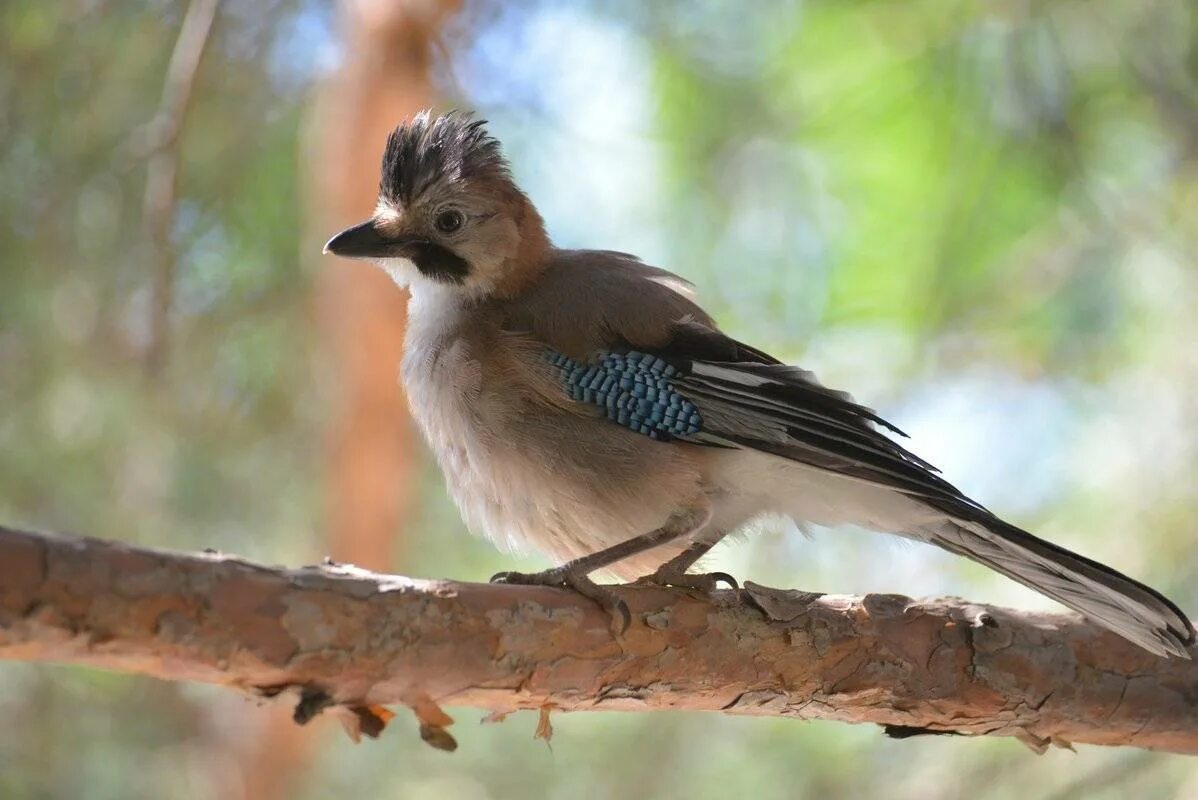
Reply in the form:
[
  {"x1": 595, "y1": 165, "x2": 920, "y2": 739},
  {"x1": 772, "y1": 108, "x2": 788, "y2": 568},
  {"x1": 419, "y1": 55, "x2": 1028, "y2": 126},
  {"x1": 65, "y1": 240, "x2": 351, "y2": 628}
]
[{"x1": 0, "y1": 524, "x2": 1193, "y2": 753}]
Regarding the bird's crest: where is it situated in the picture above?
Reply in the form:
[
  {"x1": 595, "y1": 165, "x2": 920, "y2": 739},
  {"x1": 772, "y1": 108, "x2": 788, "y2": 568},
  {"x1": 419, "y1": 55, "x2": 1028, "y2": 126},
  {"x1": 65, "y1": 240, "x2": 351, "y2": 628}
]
[{"x1": 379, "y1": 110, "x2": 510, "y2": 205}]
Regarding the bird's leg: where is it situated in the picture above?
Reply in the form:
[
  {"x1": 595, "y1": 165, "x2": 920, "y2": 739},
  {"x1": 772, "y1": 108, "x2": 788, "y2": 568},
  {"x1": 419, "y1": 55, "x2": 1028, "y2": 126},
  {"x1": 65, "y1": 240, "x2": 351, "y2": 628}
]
[
  {"x1": 634, "y1": 535, "x2": 738, "y2": 594},
  {"x1": 491, "y1": 501, "x2": 712, "y2": 634}
]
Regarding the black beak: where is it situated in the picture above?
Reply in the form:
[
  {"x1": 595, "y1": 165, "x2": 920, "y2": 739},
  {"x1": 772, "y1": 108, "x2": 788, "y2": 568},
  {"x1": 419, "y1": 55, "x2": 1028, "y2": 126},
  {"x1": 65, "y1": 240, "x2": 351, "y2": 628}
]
[
  {"x1": 323, "y1": 219, "x2": 396, "y2": 258},
  {"x1": 322, "y1": 220, "x2": 472, "y2": 284}
]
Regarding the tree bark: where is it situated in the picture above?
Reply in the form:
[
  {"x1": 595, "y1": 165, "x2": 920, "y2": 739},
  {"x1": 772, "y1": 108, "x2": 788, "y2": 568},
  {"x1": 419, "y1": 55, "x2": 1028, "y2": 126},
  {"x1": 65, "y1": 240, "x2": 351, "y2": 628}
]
[{"x1": 1, "y1": 524, "x2": 1195, "y2": 755}]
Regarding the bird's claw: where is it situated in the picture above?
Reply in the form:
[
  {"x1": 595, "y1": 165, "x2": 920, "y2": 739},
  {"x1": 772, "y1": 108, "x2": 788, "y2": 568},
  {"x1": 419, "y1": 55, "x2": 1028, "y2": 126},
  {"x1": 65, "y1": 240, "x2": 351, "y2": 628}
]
[
  {"x1": 489, "y1": 569, "x2": 631, "y2": 635},
  {"x1": 490, "y1": 569, "x2": 563, "y2": 586},
  {"x1": 635, "y1": 569, "x2": 739, "y2": 595}
]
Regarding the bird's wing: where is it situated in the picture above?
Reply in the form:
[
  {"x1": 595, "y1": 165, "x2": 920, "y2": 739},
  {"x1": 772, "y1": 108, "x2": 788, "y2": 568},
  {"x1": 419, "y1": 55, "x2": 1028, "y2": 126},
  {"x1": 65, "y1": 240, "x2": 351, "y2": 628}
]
[
  {"x1": 657, "y1": 322, "x2": 984, "y2": 511},
  {"x1": 501, "y1": 249, "x2": 978, "y2": 512}
]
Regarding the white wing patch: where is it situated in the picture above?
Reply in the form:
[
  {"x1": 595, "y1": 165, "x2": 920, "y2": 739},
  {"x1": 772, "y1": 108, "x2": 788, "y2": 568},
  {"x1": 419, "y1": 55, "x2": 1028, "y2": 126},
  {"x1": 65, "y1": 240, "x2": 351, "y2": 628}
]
[{"x1": 691, "y1": 362, "x2": 771, "y2": 387}]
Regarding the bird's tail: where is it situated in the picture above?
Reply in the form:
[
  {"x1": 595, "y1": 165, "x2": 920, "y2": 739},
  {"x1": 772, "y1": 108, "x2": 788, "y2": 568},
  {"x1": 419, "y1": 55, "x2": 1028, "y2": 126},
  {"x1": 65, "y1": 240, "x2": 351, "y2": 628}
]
[{"x1": 929, "y1": 515, "x2": 1194, "y2": 658}]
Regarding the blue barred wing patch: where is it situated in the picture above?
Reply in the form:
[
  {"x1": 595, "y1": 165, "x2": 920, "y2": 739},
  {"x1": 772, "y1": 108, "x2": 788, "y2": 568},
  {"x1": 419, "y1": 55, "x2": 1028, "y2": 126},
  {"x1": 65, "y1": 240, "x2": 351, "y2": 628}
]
[{"x1": 544, "y1": 350, "x2": 702, "y2": 440}]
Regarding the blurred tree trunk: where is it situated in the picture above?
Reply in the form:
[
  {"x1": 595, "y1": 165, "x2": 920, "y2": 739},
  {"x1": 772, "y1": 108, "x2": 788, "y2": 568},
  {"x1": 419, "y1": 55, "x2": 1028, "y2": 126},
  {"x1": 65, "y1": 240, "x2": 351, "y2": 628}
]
[
  {"x1": 316, "y1": 0, "x2": 460, "y2": 572},
  {"x1": 229, "y1": 2, "x2": 459, "y2": 798}
]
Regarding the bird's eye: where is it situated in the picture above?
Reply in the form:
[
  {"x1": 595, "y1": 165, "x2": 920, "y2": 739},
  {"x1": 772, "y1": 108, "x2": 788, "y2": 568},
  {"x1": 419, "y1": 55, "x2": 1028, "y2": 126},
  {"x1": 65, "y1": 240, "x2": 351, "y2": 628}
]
[{"x1": 435, "y1": 209, "x2": 464, "y2": 234}]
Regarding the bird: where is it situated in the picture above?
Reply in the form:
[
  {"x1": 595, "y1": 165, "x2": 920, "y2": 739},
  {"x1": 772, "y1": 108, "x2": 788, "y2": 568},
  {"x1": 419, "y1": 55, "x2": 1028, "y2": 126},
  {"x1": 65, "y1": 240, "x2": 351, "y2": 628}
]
[{"x1": 323, "y1": 110, "x2": 1194, "y2": 658}]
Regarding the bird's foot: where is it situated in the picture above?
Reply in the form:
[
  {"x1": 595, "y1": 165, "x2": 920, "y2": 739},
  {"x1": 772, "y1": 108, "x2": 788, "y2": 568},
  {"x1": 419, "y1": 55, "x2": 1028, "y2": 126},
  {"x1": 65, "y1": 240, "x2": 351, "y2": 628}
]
[
  {"x1": 634, "y1": 567, "x2": 739, "y2": 595},
  {"x1": 490, "y1": 568, "x2": 631, "y2": 635}
]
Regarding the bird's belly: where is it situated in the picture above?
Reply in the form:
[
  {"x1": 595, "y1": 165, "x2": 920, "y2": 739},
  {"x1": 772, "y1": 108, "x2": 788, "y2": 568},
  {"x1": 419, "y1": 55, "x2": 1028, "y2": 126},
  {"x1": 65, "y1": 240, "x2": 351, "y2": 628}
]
[{"x1": 409, "y1": 374, "x2": 705, "y2": 573}]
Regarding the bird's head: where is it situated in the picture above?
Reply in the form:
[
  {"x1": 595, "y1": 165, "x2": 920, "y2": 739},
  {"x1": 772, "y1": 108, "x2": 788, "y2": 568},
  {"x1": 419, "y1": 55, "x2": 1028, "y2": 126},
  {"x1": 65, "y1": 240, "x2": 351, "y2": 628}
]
[{"x1": 323, "y1": 111, "x2": 548, "y2": 298}]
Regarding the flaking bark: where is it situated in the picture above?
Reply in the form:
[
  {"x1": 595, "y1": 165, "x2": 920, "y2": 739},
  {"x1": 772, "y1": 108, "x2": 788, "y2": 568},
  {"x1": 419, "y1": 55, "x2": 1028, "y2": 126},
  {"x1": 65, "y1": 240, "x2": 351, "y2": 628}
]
[{"x1": 0, "y1": 525, "x2": 1194, "y2": 754}]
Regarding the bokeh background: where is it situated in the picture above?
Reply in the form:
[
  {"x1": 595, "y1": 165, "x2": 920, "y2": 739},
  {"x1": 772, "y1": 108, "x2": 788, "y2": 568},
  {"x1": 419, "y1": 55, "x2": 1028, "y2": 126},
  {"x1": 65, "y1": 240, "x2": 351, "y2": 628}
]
[{"x1": 3, "y1": 0, "x2": 1198, "y2": 797}]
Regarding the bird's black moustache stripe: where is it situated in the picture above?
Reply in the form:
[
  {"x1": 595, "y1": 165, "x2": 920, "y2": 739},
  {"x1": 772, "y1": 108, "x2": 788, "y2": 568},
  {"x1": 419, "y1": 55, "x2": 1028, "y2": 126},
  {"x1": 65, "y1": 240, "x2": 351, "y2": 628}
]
[{"x1": 405, "y1": 241, "x2": 470, "y2": 283}]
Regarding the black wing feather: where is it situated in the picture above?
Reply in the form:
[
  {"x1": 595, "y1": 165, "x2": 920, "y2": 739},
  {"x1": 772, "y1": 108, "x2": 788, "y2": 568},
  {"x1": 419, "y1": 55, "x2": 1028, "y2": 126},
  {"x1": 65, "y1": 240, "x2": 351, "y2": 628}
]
[{"x1": 647, "y1": 326, "x2": 981, "y2": 512}]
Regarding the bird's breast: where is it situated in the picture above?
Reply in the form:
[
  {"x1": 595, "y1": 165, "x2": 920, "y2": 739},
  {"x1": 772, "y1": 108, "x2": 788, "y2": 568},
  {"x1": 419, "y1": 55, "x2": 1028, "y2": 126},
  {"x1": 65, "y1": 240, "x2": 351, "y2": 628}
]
[{"x1": 399, "y1": 316, "x2": 707, "y2": 569}]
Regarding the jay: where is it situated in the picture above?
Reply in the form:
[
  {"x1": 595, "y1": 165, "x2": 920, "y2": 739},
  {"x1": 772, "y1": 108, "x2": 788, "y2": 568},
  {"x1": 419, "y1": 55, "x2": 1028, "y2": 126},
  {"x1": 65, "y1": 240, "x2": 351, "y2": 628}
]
[{"x1": 324, "y1": 111, "x2": 1193, "y2": 658}]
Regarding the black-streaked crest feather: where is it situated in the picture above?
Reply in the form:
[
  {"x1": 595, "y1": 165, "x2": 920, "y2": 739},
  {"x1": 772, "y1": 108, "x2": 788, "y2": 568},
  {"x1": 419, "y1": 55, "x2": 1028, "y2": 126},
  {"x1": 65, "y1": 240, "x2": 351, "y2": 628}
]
[{"x1": 379, "y1": 110, "x2": 510, "y2": 205}]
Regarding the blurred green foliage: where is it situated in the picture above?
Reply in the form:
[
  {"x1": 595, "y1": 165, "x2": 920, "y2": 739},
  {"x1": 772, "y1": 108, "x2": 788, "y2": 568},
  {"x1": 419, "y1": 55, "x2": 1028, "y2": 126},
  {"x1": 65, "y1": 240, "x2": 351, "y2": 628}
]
[{"x1": 2, "y1": 0, "x2": 1197, "y2": 798}]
